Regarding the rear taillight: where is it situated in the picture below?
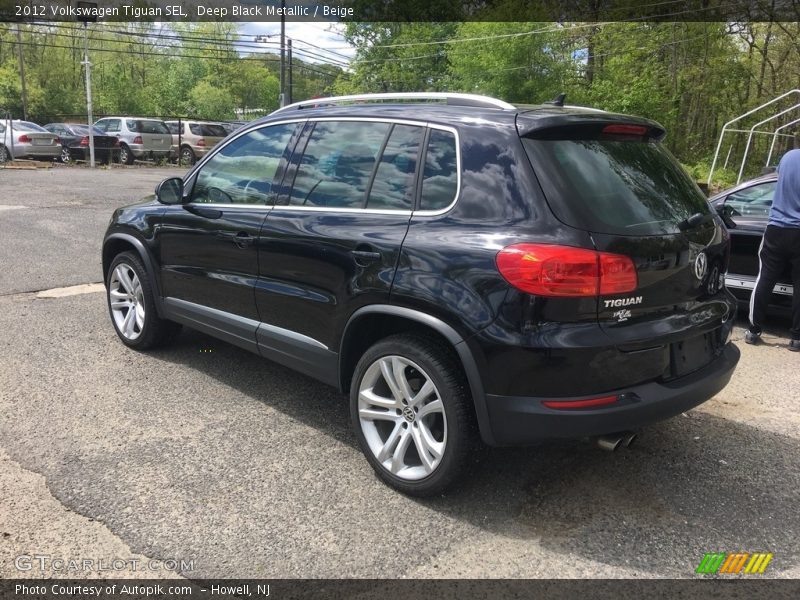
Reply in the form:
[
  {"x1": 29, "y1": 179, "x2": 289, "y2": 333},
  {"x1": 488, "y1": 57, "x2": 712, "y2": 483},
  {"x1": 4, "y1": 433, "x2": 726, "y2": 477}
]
[
  {"x1": 196, "y1": 138, "x2": 206, "y2": 147},
  {"x1": 54, "y1": 137, "x2": 60, "y2": 144},
  {"x1": 133, "y1": 136, "x2": 143, "y2": 144},
  {"x1": 80, "y1": 136, "x2": 89, "y2": 146},
  {"x1": 113, "y1": 138, "x2": 120, "y2": 146},
  {"x1": 18, "y1": 134, "x2": 31, "y2": 143},
  {"x1": 496, "y1": 243, "x2": 637, "y2": 297}
]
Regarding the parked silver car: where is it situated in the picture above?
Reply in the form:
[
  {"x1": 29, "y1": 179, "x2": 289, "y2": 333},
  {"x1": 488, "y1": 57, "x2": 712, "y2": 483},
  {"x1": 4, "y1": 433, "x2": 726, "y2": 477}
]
[
  {"x1": 164, "y1": 120, "x2": 227, "y2": 165},
  {"x1": 0, "y1": 120, "x2": 61, "y2": 162},
  {"x1": 93, "y1": 117, "x2": 174, "y2": 164}
]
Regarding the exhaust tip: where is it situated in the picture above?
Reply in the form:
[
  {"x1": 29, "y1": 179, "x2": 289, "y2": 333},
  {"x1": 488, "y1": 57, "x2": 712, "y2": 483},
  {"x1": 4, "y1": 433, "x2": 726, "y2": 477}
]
[
  {"x1": 622, "y1": 432, "x2": 638, "y2": 448},
  {"x1": 595, "y1": 436, "x2": 623, "y2": 452}
]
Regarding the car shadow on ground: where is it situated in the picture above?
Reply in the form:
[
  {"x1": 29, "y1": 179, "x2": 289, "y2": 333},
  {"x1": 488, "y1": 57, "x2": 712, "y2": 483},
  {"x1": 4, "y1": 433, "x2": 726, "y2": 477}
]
[{"x1": 150, "y1": 328, "x2": 800, "y2": 576}]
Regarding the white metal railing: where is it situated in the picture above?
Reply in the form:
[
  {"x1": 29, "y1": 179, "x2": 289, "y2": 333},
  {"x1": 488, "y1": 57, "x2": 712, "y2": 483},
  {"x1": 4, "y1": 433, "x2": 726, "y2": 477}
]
[
  {"x1": 708, "y1": 89, "x2": 800, "y2": 185},
  {"x1": 271, "y1": 92, "x2": 516, "y2": 114}
]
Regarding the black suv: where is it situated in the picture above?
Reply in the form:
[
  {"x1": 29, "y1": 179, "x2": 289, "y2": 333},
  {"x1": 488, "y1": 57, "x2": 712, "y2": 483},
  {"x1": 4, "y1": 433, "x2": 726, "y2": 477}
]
[{"x1": 102, "y1": 93, "x2": 740, "y2": 496}]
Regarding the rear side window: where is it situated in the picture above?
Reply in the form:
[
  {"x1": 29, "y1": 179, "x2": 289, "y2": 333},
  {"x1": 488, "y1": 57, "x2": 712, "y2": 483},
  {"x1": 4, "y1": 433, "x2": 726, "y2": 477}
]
[
  {"x1": 127, "y1": 120, "x2": 169, "y2": 134},
  {"x1": 522, "y1": 137, "x2": 710, "y2": 235},
  {"x1": 366, "y1": 124, "x2": 423, "y2": 210},
  {"x1": 289, "y1": 121, "x2": 390, "y2": 208},
  {"x1": 420, "y1": 129, "x2": 458, "y2": 211}
]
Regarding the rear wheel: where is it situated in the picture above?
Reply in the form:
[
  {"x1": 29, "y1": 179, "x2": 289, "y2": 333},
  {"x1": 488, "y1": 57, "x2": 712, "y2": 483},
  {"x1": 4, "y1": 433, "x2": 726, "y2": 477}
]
[
  {"x1": 0, "y1": 145, "x2": 10, "y2": 163},
  {"x1": 180, "y1": 146, "x2": 195, "y2": 166},
  {"x1": 350, "y1": 334, "x2": 475, "y2": 496},
  {"x1": 106, "y1": 252, "x2": 180, "y2": 350},
  {"x1": 119, "y1": 144, "x2": 134, "y2": 165},
  {"x1": 60, "y1": 146, "x2": 71, "y2": 163}
]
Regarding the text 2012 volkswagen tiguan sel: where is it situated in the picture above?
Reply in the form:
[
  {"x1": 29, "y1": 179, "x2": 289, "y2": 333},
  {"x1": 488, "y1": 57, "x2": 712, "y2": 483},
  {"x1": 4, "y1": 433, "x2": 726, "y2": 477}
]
[{"x1": 102, "y1": 93, "x2": 740, "y2": 496}]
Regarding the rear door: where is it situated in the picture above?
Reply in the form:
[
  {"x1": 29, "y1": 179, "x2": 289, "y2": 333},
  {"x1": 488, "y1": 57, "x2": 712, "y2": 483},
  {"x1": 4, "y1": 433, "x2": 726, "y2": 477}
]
[
  {"x1": 521, "y1": 125, "x2": 732, "y2": 369},
  {"x1": 255, "y1": 119, "x2": 423, "y2": 382}
]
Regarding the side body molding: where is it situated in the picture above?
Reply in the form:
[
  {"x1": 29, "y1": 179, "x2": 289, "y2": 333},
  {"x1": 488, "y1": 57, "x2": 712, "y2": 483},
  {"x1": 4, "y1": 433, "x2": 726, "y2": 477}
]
[{"x1": 340, "y1": 305, "x2": 496, "y2": 445}]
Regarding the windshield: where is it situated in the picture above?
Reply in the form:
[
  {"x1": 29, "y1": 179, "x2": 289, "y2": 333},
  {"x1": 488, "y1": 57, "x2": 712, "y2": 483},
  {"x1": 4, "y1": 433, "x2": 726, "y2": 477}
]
[{"x1": 522, "y1": 137, "x2": 710, "y2": 236}]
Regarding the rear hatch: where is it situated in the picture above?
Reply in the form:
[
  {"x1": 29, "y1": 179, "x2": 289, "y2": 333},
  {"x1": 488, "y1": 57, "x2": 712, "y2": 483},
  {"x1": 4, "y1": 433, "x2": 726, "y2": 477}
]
[
  {"x1": 188, "y1": 122, "x2": 226, "y2": 149},
  {"x1": 520, "y1": 114, "x2": 732, "y2": 375},
  {"x1": 127, "y1": 119, "x2": 171, "y2": 151}
]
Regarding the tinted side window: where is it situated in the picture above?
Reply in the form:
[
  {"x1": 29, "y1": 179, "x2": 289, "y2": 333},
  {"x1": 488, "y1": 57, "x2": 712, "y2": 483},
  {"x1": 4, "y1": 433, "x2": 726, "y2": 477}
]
[
  {"x1": 366, "y1": 124, "x2": 423, "y2": 210},
  {"x1": 166, "y1": 122, "x2": 179, "y2": 134},
  {"x1": 289, "y1": 121, "x2": 390, "y2": 208},
  {"x1": 725, "y1": 182, "x2": 775, "y2": 219},
  {"x1": 420, "y1": 129, "x2": 458, "y2": 211},
  {"x1": 192, "y1": 123, "x2": 297, "y2": 205},
  {"x1": 105, "y1": 119, "x2": 121, "y2": 133}
]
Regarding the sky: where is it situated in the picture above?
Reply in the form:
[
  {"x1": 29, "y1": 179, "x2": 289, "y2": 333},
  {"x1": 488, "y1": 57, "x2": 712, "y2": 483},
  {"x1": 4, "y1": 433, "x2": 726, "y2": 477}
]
[{"x1": 238, "y1": 21, "x2": 355, "y2": 67}]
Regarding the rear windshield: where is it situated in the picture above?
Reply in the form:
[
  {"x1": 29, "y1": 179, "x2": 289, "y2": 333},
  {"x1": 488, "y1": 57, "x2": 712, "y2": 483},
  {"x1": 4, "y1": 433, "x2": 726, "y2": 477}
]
[
  {"x1": 12, "y1": 121, "x2": 48, "y2": 132},
  {"x1": 522, "y1": 137, "x2": 710, "y2": 235},
  {"x1": 68, "y1": 124, "x2": 105, "y2": 136},
  {"x1": 126, "y1": 119, "x2": 170, "y2": 134},
  {"x1": 189, "y1": 123, "x2": 227, "y2": 137}
]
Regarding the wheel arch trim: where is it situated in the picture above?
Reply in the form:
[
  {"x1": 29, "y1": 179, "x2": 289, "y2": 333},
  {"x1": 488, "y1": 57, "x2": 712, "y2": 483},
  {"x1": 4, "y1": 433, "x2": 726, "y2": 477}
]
[
  {"x1": 102, "y1": 232, "x2": 165, "y2": 317},
  {"x1": 340, "y1": 304, "x2": 497, "y2": 445}
]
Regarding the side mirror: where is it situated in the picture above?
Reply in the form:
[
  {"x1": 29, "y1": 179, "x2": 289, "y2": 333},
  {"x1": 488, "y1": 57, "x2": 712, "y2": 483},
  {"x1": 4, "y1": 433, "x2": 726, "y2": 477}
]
[
  {"x1": 714, "y1": 203, "x2": 737, "y2": 229},
  {"x1": 155, "y1": 177, "x2": 185, "y2": 205}
]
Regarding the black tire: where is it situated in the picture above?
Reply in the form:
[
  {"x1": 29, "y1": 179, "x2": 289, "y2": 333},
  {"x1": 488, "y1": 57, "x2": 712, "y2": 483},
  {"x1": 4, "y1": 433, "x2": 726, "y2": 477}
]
[
  {"x1": 350, "y1": 333, "x2": 477, "y2": 497},
  {"x1": 0, "y1": 145, "x2": 10, "y2": 163},
  {"x1": 106, "y1": 251, "x2": 180, "y2": 350},
  {"x1": 119, "y1": 144, "x2": 134, "y2": 165},
  {"x1": 180, "y1": 146, "x2": 196, "y2": 166}
]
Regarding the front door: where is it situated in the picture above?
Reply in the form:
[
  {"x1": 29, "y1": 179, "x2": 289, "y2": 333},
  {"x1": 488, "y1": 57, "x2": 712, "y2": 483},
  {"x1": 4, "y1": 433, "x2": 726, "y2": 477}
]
[{"x1": 157, "y1": 122, "x2": 302, "y2": 352}]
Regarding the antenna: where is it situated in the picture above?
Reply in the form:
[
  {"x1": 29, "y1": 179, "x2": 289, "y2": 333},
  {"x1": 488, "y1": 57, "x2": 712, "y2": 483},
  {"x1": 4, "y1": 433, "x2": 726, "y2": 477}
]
[{"x1": 546, "y1": 93, "x2": 566, "y2": 107}]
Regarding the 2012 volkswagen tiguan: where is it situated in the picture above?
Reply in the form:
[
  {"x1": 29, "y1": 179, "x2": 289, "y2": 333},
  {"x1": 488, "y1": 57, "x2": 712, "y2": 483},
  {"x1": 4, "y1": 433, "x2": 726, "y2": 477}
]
[{"x1": 102, "y1": 93, "x2": 740, "y2": 496}]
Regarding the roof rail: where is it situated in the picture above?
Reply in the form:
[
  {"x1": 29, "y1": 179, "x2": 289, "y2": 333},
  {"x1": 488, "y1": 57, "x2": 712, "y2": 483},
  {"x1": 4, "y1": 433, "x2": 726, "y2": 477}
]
[{"x1": 271, "y1": 92, "x2": 516, "y2": 115}]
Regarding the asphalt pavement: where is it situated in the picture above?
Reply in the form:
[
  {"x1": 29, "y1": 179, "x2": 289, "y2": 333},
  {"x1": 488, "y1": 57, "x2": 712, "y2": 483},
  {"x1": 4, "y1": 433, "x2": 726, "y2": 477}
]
[{"x1": 0, "y1": 166, "x2": 799, "y2": 581}]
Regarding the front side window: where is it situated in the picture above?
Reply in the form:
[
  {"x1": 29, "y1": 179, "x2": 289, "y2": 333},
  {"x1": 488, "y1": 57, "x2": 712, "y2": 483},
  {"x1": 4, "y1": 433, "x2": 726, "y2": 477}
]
[
  {"x1": 725, "y1": 182, "x2": 775, "y2": 220},
  {"x1": 192, "y1": 123, "x2": 297, "y2": 205},
  {"x1": 419, "y1": 129, "x2": 458, "y2": 211},
  {"x1": 103, "y1": 119, "x2": 121, "y2": 133},
  {"x1": 289, "y1": 121, "x2": 390, "y2": 208}
]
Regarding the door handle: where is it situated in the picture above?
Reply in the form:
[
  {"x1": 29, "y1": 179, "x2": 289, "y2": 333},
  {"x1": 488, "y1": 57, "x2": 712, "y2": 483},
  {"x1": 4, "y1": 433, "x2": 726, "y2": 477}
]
[
  {"x1": 218, "y1": 231, "x2": 255, "y2": 248},
  {"x1": 351, "y1": 249, "x2": 382, "y2": 266}
]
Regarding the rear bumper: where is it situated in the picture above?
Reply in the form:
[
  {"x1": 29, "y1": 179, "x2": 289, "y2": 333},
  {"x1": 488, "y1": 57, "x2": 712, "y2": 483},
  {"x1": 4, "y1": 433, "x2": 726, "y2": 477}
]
[{"x1": 484, "y1": 342, "x2": 740, "y2": 445}]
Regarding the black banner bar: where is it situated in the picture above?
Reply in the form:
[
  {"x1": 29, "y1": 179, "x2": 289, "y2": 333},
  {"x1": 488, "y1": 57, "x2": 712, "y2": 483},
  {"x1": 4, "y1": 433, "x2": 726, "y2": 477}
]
[{"x1": 1, "y1": 0, "x2": 800, "y2": 23}]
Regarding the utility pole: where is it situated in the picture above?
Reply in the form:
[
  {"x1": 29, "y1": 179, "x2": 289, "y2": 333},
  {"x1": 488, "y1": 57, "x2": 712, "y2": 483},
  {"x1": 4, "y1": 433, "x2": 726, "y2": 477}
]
[
  {"x1": 15, "y1": 24, "x2": 28, "y2": 121},
  {"x1": 81, "y1": 22, "x2": 95, "y2": 167},
  {"x1": 287, "y1": 39, "x2": 293, "y2": 105},
  {"x1": 77, "y1": 2, "x2": 97, "y2": 167},
  {"x1": 279, "y1": 0, "x2": 286, "y2": 107}
]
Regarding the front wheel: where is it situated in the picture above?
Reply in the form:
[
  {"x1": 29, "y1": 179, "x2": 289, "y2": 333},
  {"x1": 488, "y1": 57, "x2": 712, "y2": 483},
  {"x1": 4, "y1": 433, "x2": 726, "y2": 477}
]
[
  {"x1": 350, "y1": 334, "x2": 476, "y2": 496},
  {"x1": 106, "y1": 252, "x2": 180, "y2": 350}
]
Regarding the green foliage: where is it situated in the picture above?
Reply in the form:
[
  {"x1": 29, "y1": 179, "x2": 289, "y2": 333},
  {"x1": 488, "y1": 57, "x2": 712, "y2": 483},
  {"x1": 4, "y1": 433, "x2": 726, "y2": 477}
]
[{"x1": 0, "y1": 23, "x2": 340, "y2": 122}]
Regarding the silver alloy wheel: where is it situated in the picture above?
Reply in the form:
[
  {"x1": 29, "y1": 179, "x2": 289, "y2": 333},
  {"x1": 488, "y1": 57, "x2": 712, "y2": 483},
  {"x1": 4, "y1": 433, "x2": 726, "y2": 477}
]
[
  {"x1": 119, "y1": 145, "x2": 130, "y2": 164},
  {"x1": 180, "y1": 147, "x2": 194, "y2": 166},
  {"x1": 358, "y1": 355, "x2": 447, "y2": 481},
  {"x1": 109, "y1": 263, "x2": 145, "y2": 340},
  {"x1": 60, "y1": 147, "x2": 71, "y2": 163}
]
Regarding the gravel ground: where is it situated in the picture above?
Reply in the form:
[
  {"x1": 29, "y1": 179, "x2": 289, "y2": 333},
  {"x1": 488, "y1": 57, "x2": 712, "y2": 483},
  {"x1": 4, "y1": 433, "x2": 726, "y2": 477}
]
[{"x1": 0, "y1": 167, "x2": 798, "y2": 582}]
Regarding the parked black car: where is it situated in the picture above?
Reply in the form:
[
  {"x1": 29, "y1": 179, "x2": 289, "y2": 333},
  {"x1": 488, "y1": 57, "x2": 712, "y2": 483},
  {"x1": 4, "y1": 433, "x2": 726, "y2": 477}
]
[
  {"x1": 43, "y1": 123, "x2": 119, "y2": 164},
  {"x1": 102, "y1": 93, "x2": 739, "y2": 496},
  {"x1": 710, "y1": 173, "x2": 794, "y2": 315}
]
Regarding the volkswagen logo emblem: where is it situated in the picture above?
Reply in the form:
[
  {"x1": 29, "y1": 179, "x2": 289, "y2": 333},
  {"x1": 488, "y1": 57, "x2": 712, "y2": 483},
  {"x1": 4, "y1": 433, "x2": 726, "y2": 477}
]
[
  {"x1": 402, "y1": 406, "x2": 415, "y2": 423},
  {"x1": 694, "y1": 252, "x2": 708, "y2": 280}
]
